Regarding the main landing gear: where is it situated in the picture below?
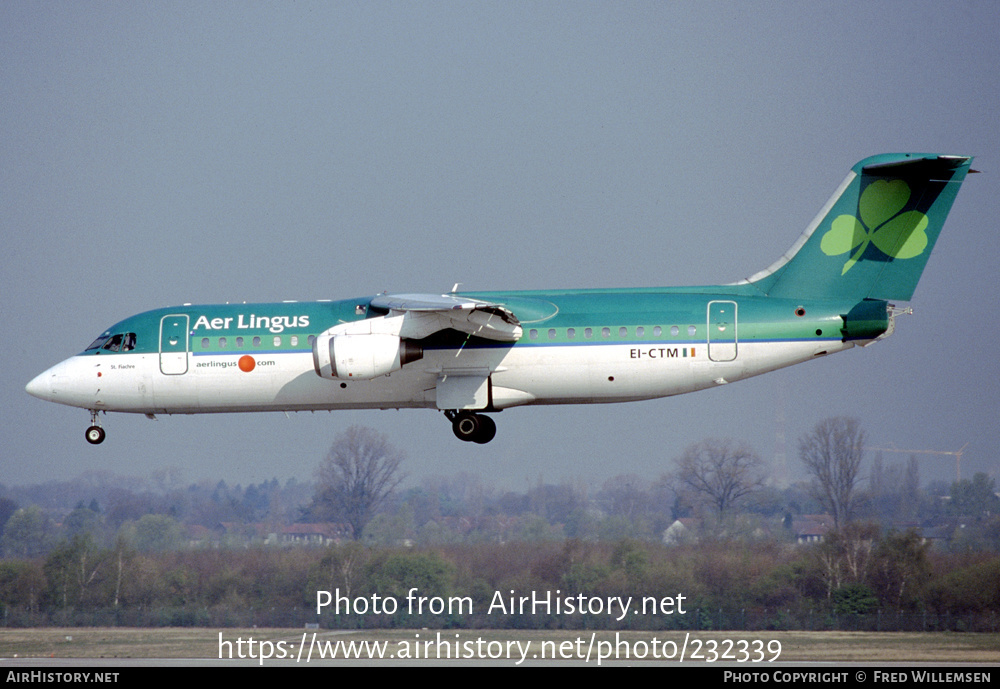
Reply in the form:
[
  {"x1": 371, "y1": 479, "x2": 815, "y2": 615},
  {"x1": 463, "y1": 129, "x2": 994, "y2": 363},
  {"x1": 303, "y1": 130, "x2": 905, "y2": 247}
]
[
  {"x1": 445, "y1": 410, "x2": 497, "y2": 444},
  {"x1": 85, "y1": 410, "x2": 105, "y2": 445}
]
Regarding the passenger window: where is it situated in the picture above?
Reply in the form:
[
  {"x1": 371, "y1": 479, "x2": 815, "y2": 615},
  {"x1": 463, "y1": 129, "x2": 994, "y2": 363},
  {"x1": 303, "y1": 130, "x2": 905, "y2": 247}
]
[
  {"x1": 529, "y1": 329, "x2": 538, "y2": 340},
  {"x1": 670, "y1": 326, "x2": 679, "y2": 337},
  {"x1": 548, "y1": 329, "x2": 556, "y2": 339},
  {"x1": 236, "y1": 337, "x2": 244, "y2": 348},
  {"x1": 636, "y1": 326, "x2": 644, "y2": 337},
  {"x1": 619, "y1": 326, "x2": 628, "y2": 337},
  {"x1": 273, "y1": 336, "x2": 281, "y2": 347},
  {"x1": 201, "y1": 338, "x2": 210, "y2": 349},
  {"x1": 219, "y1": 337, "x2": 227, "y2": 349},
  {"x1": 688, "y1": 325, "x2": 697, "y2": 336},
  {"x1": 253, "y1": 336, "x2": 261, "y2": 347},
  {"x1": 602, "y1": 327, "x2": 611, "y2": 338},
  {"x1": 567, "y1": 328, "x2": 576, "y2": 339},
  {"x1": 584, "y1": 328, "x2": 593, "y2": 338},
  {"x1": 307, "y1": 335, "x2": 316, "y2": 346},
  {"x1": 291, "y1": 335, "x2": 299, "y2": 347}
]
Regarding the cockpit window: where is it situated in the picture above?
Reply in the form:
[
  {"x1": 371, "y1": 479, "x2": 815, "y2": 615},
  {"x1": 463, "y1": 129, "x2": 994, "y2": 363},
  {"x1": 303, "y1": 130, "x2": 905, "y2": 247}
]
[
  {"x1": 87, "y1": 332, "x2": 137, "y2": 352},
  {"x1": 103, "y1": 334, "x2": 124, "y2": 351}
]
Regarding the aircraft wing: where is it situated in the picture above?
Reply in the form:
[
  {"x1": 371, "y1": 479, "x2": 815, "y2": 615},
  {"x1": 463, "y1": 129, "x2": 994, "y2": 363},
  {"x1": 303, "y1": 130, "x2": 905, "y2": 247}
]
[{"x1": 369, "y1": 293, "x2": 523, "y2": 342}]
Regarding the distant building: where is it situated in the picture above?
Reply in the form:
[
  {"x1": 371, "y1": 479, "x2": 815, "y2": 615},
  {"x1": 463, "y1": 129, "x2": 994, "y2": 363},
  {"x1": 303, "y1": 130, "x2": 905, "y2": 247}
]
[
  {"x1": 791, "y1": 515, "x2": 832, "y2": 544},
  {"x1": 280, "y1": 523, "x2": 352, "y2": 545},
  {"x1": 216, "y1": 521, "x2": 352, "y2": 546},
  {"x1": 662, "y1": 518, "x2": 700, "y2": 546}
]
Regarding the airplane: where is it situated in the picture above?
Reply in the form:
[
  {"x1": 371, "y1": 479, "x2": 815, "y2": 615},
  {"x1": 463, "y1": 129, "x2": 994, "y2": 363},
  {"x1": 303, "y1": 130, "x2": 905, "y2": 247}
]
[{"x1": 26, "y1": 153, "x2": 976, "y2": 446}]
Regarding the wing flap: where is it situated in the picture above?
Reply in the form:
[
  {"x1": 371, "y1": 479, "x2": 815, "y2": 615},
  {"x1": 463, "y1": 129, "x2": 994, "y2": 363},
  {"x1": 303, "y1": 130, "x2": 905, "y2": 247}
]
[{"x1": 370, "y1": 293, "x2": 522, "y2": 342}]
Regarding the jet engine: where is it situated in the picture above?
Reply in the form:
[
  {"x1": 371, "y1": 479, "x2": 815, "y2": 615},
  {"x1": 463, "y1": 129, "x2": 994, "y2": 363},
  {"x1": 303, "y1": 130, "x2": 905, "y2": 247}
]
[{"x1": 312, "y1": 332, "x2": 423, "y2": 380}]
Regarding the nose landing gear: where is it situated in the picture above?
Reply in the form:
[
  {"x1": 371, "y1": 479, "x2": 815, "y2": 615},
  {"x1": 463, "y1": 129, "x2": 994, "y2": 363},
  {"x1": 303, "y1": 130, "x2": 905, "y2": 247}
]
[
  {"x1": 445, "y1": 410, "x2": 497, "y2": 444},
  {"x1": 85, "y1": 410, "x2": 105, "y2": 445}
]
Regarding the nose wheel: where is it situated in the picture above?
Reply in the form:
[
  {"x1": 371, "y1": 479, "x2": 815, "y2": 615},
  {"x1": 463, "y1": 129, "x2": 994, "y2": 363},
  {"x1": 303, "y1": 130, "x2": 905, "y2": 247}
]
[
  {"x1": 447, "y1": 411, "x2": 497, "y2": 444},
  {"x1": 85, "y1": 411, "x2": 106, "y2": 445},
  {"x1": 86, "y1": 426, "x2": 106, "y2": 444}
]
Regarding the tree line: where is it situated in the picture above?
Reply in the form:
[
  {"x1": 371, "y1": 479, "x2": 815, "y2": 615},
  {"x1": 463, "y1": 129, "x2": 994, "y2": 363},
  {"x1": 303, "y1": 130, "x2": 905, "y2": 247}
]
[
  {"x1": 1, "y1": 536, "x2": 997, "y2": 630},
  {"x1": 2, "y1": 421, "x2": 998, "y2": 553},
  {"x1": 1, "y1": 418, "x2": 997, "y2": 630}
]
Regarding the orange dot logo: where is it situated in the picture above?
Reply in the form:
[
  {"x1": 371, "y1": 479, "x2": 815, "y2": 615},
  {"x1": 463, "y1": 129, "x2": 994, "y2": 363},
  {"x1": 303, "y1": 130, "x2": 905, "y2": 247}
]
[{"x1": 238, "y1": 355, "x2": 256, "y2": 372}]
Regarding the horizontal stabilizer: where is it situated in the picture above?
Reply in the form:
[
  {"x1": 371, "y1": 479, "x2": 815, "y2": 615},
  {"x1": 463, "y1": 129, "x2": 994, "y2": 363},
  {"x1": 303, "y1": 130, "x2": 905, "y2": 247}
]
[{"x1": 861, "y1": 155, "x2": 971, "y2": 179}]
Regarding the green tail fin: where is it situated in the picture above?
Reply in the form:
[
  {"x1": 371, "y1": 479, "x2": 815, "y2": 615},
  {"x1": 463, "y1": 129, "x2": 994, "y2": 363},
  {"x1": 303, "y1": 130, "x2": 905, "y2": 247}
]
[{"x1": 746, "y1": 153, "x2": 974, "y2": 301}]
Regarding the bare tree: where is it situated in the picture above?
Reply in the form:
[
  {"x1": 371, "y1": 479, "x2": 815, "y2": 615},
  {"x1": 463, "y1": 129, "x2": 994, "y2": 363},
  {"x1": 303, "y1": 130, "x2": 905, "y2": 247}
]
[
  {"x1": 814, "y1": 521, "x2": 879, "y2": 598},
  {"x1": 798, "y1": 417, "x2": 865, "y2": 528},
  {"x1": 600, "y1": 474, "x2": 649, "y2": 521},
  {"x1": 312, "y1": 426, "x2": 405, "y2": 540},
  {"x1": 674, "y1": 439, "x2": 766, "y2": 517}
]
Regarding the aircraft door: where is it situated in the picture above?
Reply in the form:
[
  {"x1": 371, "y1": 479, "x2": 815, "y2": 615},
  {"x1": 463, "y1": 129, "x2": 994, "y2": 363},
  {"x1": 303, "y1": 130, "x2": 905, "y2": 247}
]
[
  {"x1": 707, "y1": 301, "x2": 738, "y2": 362},
  {"x1": 159, "y1": 315, "x2": 189, "y2": 375}
]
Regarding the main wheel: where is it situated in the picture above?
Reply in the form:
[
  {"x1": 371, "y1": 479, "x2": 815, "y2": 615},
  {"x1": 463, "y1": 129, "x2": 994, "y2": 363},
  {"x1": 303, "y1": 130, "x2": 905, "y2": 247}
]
[
  {"x1": 452, "y1": 413, "x2": 481, "y2": 442},
  {"x1": 85, "y1": 426, "x2": 106, "y2": 445},
  {"x1": 472, "y1": 414, "x2": 496, "y2": 444}
]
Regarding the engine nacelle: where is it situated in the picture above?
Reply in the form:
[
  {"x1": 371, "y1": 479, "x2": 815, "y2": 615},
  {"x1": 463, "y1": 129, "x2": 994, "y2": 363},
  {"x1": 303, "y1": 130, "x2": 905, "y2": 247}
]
[{"x1": 312, "y1": 333, "x2": 423, "y2": 380}]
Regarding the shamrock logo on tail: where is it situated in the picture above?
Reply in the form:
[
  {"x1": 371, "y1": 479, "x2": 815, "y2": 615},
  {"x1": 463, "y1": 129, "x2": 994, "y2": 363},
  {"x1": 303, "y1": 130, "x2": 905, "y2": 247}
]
[{"x1": 820, "y1": 180, "x2": 929, "y2": 275}]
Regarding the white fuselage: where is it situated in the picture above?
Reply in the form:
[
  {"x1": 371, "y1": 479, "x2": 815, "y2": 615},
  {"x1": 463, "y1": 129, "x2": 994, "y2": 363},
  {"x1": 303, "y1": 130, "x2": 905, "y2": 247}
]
[{"x1": 28, "y1": 338, "x2": 850, "y2": 415}]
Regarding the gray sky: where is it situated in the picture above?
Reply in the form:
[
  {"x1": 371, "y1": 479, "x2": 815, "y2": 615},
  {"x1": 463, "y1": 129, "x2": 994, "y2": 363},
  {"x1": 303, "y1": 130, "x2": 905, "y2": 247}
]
[{"x1": 3, "y1": 2, "x2": 998, "y2": 490}]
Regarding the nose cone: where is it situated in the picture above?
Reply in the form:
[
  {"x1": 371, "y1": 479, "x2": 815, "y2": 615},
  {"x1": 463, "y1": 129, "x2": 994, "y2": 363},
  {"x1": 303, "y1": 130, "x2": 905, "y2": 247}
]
[
  {"x1": 26, "y1": 358, "x2": 89, "y2": 407},
  {"x1": 25, "y1": 369, "x2": 53, "y2": 401}
]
